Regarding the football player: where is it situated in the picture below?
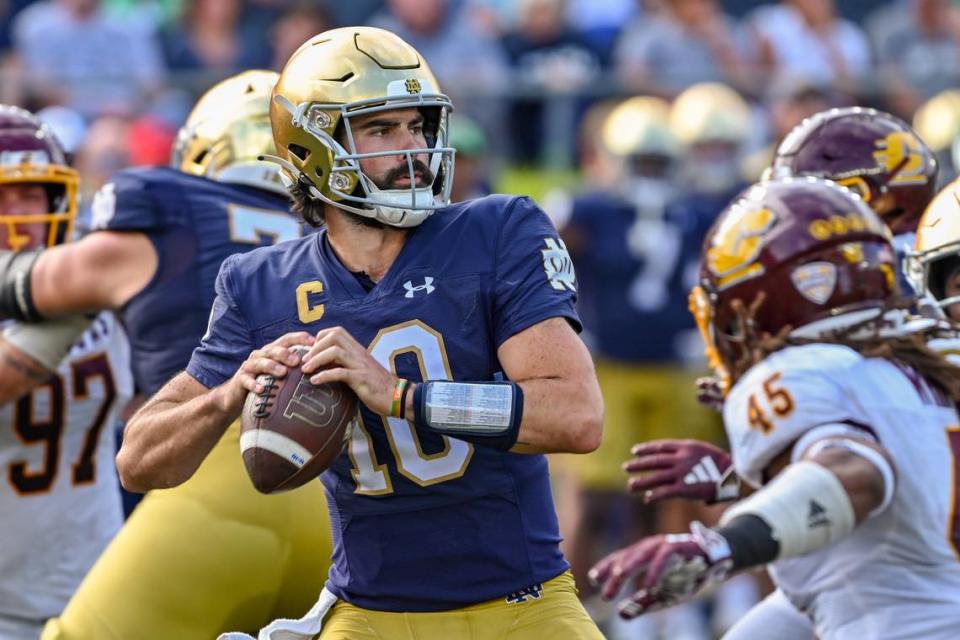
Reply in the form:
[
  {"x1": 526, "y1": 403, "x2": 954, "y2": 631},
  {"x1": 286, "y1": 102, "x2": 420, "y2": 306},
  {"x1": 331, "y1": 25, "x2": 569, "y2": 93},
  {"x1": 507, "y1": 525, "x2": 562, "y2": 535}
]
[
  {"x1": 0, "y1": 73, "x2": 333, "y2": 639},
  {"x1": 0, "y1": 106, "x2": 133, "y2": 640},
  {"x1": 119, "y1": 27, "x2": 606, "y2": 640},
  {"x1": 914, "y1": 176, "x2": 960, "y2": 323},
  {"x1": 770, "y1": 106, "x2": 937, "y2": 251},
  {"x1": 627, "y1": 106, "x2": 942, "y2": 639},
  {"x1": 591, "y1": 177, "x2": 960, "y2": 639}
]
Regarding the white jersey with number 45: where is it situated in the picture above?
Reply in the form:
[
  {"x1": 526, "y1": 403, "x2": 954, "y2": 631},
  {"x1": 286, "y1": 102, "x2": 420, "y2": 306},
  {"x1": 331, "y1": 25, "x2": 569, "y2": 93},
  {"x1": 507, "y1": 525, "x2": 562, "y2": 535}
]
[
  {"x1": 724, "y1": 342, "x2": 960, "y2": 640},
  {"x1": 0, "y1": 313, "x2": 132, "y2": 625}
]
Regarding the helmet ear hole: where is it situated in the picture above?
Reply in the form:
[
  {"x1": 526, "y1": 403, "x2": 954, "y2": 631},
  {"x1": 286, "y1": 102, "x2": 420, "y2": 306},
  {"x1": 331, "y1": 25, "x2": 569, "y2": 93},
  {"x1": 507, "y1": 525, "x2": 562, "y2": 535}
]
[
  {"x1": 289, "y1": 143, "x2": 310, "y2": 162},
  {"x1": 315, "y1": 166, "x2": 324, "y2": 177}
]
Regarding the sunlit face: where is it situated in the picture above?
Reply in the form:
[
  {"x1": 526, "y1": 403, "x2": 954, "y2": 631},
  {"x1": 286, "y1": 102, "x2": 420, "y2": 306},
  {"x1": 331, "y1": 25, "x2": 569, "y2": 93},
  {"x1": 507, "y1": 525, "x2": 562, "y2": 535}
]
[
  {"x1": 0, "y1": 183, "x2": 50, "y2": 251},
  {"x1": 944, "y1": 266, "x2": 960, "y2": 322},
  {"x1": 348, "y1": 108, "x2": 433, "y2": 190}
]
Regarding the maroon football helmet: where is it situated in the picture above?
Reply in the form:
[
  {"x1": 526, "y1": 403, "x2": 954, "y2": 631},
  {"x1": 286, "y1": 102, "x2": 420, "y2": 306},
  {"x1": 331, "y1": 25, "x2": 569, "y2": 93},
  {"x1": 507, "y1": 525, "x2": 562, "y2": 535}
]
[
  {"x1": 690, "y1": 177, "x2": 900, "y2": 386},
  {"x1": 0, "y1": 105, "x2": 78, "y2": 251},
  {"x1": 772, "y1": 107, "x2": 937, "y2": 235}
]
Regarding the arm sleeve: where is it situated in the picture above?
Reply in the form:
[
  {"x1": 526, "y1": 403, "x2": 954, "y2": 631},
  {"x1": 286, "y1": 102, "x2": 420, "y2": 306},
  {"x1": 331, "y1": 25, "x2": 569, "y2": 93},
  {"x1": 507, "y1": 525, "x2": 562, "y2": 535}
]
[
  {"x1": 722, "y1": 347, "x2": 868, "y2": 488},
  {"x1": 493, "y1": 197, "x2": 581, "y2": 347},
  {"x1": 185, "y1": 255, "x2": 252, "y2": 389}
]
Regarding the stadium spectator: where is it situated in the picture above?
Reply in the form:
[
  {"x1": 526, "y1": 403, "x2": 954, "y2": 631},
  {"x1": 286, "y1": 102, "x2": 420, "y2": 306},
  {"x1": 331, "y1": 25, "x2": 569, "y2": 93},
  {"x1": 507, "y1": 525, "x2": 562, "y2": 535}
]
[
  {"x1": 501, "y1": 0, "x2": 602, "y2": 163},
  {"x1": 160, "y1": 0, "x2": 270, "y2": 77},
  {"x1": 868, "y1": 0, "x2": 960, "y2": 114},
  {"x1": 12, "y1": 0, "x2": 165, "y2": 118},
  {"x1": 369, "y1": 0, "x2": 507, "y2": 92},
  {"x1": 269, "y1": 3, "x2": 334, "y2": 71},
  {"x1": 566, "y1": 0, "x2": 637, "y2": 64},
  {"x1": 741, "y1": 75, "x2": 838, "y2": 181},
  {"x1": 72, "y1": 115, "x2": 130, "y2": 209},
  {"x1": 747, "y1": 0, "x2": 872, "y2": 89},
  {"x1": 614, "y1": 0, "x2": 753, "y2": 95}
]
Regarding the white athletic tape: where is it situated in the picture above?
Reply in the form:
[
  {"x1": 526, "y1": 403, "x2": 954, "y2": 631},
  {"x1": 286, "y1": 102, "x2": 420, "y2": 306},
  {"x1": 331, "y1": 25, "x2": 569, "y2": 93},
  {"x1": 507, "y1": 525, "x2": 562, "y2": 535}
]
[{"x1": 239, "y1": 429, "x2": 313, "y2": 469}]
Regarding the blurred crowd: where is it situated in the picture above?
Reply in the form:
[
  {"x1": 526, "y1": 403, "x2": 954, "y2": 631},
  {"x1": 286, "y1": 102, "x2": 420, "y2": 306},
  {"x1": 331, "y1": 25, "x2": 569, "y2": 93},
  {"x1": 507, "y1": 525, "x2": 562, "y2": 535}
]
[{"x1": 4, "y1": 0, "x2": 960, "y2": 180}]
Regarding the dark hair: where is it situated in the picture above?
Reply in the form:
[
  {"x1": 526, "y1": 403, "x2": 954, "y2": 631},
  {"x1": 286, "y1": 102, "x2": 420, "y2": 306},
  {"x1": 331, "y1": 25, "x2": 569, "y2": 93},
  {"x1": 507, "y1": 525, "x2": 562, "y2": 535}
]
[
  {"x1": 288, "y1": 178, "x2": 386, "y2": 230},
  {"x1": 288, "y1": 179, "x2": 326, "y2": 228},
  {"x1": 731, "y1": 295, "x2": 960, "y2": 403}
]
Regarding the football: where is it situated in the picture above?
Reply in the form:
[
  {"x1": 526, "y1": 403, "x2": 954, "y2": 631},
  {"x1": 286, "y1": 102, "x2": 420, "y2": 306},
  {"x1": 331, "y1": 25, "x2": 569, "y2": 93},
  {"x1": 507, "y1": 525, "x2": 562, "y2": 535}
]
[{"x1": 239, "y1": 345, "x2": 357, "y2": 494}]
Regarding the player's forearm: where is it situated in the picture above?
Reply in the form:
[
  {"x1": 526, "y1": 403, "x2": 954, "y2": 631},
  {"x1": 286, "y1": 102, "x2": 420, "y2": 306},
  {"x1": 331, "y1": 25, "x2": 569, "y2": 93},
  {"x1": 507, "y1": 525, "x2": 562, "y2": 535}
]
[
  {"x1": 510, "y1": 375, "x2": 604, "y2": 454},
  {"x1": 0, "y1": 340, "x2": 51, "y2": 405},
  {"x1": 117, "y1": 375, "x2": 241, "y2": 492}
]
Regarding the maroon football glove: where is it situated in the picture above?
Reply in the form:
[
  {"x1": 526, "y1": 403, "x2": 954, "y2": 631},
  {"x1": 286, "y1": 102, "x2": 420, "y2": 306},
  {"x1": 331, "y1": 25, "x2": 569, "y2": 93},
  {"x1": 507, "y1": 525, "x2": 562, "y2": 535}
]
[
  {"x1": 625, "y1": 439, "x2": 739, "y2": 504},
  {"x1": 696, "y1": 376, "x2": 725, "y2": 412},
  {"x1": 589, "y1": 521, "x2": 733, "y2": 619}
]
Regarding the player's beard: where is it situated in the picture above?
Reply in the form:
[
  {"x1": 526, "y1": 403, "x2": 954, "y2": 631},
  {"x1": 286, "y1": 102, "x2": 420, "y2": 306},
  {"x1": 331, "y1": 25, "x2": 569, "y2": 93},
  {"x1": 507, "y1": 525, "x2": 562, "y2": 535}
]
[
  {"x1": 371, "y1": 159, "x2": 435, "y2": 191},
  {"x1": 339, "y1": 159, "x2": 436, "y2": 229}
]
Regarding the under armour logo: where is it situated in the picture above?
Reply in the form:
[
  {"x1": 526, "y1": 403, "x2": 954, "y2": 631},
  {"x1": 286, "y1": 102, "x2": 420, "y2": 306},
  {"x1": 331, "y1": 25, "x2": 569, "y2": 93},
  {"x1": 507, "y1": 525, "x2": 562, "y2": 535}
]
[
  {"x1": 808, "y1": 500, "x2": 830, "y2": 528},
  {"x1": 403, "y1": 277, "x2": 435, "y2": 298}
]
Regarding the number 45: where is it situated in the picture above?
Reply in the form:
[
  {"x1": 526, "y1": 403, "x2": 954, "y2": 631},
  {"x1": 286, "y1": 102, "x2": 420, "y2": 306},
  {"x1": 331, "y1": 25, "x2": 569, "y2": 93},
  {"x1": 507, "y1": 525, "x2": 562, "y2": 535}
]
[{"x1": 747, "y1": 372, "x2": 795, "y2": 434}]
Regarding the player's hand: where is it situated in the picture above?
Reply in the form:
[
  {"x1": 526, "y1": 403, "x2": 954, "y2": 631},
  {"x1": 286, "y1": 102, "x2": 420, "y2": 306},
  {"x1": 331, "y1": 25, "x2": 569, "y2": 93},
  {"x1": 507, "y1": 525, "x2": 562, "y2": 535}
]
[
  {"x1": 300, "y1": 326, "x2": 398, "y2": 416},
  {"x1": 696, "y1": 376, "x2": 725, "y2": 412},
  {"x1": 221, "y1": 332, "x2": 316, "y2": 414},
  {"x1": 625, "y1": 439, "x2": 739, "y2": 504},
  {"x1": 588, "y1": 521, "x2": 733, "y2": 619}
]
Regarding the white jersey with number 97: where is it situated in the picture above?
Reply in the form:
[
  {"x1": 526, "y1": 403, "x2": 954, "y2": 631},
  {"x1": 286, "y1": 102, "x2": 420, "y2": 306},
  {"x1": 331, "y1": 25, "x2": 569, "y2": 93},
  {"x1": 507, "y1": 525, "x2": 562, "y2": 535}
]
[
  {"x1": 0, "y1": 313, "x2": 133, "y2": 628},
  {"x1": 724, "y1": 342, "x2": 960, "y2": 640}
]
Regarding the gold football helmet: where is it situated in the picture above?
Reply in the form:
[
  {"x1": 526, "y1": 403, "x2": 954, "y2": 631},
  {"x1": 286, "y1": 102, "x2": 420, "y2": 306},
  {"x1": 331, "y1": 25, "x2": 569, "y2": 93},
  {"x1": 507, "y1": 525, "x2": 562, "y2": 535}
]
[
  {"x1": 601, "y1": 96, "x2": 678, "y2": 159},
  {"x1": 913, "y1": 89, "x2": 960, "y2": 155},
  {"x1": 267, "y1": 27, "x2": 455, "y2": 227},
  {"x1": 0, "y1": 105, "x2": 79, "y2": 251},
  {"x1": 913, "y1": 176, "x2": 960, "y2": 311},
  {"x1": 172, "y1": 70, "x2": 286, "y2": 196},
  {"x1": 669, "y1": 82, "x2": 751, "y2": 147}
]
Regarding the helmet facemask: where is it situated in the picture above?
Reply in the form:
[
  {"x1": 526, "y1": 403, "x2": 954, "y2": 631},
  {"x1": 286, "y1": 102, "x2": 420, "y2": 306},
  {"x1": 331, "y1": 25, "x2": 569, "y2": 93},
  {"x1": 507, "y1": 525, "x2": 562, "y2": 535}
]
[
  {"x1": 271, "y1": 88, "x2": 456, "y2": 228},
  {"x1": 0, "y1": 159, "x2": 78, "y2": 251}
]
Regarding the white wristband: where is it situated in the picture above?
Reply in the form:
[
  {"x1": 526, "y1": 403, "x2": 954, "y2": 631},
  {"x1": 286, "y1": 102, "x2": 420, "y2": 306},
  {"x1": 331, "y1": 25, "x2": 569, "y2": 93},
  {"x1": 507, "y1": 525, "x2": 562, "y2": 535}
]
[
  {"x1": 2, "y1": 315, "x2": 91, "y2": 371},
  {"x1": 720, "y1": 460, "x2": 855, "y2": 559}
]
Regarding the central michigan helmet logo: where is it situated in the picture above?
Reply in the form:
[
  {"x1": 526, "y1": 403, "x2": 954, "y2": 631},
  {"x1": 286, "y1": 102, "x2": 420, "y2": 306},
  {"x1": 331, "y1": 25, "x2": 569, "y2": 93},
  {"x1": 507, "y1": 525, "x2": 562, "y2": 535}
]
[
  {"x1": 706, "y1": 206, "x2": 777, "y2": 290},
  {"x1": 873, "y1": 132, "x2": 928, "y2": 186},
  {"x1": 404, "y1": 78, "x2": 422, "y2": 94}
]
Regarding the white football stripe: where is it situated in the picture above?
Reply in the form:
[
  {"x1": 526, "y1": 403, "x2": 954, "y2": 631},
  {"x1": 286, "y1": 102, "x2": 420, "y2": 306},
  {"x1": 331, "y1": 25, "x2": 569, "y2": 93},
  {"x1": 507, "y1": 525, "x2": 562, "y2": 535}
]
[
  {"x1": 239, "y1": 430, "x2": 313, "y2": 469},
  {"x1": 701, "y1": 455, "x2": 722, "y2": 480}
]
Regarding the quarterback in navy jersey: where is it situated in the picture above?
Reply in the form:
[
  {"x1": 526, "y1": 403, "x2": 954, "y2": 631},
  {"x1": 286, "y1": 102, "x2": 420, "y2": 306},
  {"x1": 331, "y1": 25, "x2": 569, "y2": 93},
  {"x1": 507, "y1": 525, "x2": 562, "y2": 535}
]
[
  {"x1": 0, "y1": 73, "x2": 333, "y2": 639},
  {"x1": 119, "y1": 27, "x2": 605, "y2": 640}
]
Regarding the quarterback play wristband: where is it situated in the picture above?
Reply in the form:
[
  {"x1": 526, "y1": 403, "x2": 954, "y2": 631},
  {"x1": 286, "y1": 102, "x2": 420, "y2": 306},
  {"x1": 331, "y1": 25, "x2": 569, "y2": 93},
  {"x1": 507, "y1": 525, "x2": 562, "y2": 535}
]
[
  {"x1": 390, "y1": 379, "x2": 410, "y2": 418},
  {"x1": 413, "y1": 380, "x2": 523, "y2": 451}
]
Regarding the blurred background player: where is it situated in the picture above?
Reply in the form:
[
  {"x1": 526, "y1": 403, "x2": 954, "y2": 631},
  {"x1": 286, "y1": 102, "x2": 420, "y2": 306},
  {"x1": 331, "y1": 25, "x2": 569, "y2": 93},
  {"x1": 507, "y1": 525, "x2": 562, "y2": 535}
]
[
  {"x1": 912, "y1": 88, "x2": 960, "y2": 184},
  {"x1": 0, "y1": 105, "x2": 133, "y2": 640},
  {"x1": 0, "y1": 72, "x2": 332, "y2": 640},
  {"x1": 913, "y1": 175, "x2": 960, "y2": 322},
  {"x1": 554, "y1": 91, "x2": 754, "y2": 639},
  {"x1": 593, "y1": 176, "x2": 960, "y2": 639}
]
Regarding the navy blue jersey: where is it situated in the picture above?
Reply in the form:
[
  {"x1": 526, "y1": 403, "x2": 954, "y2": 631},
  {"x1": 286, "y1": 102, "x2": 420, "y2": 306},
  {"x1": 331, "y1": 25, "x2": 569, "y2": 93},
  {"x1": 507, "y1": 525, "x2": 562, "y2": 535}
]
[
  {"x1": 89, "y1": 167, "x2": 306, "y2": 394},
  {"x1": 186, "y1": 195, "x2": 579, "y2": 611},
  {"x1": 568, "y1": 188, "x2": 739, "y2": 363}
]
